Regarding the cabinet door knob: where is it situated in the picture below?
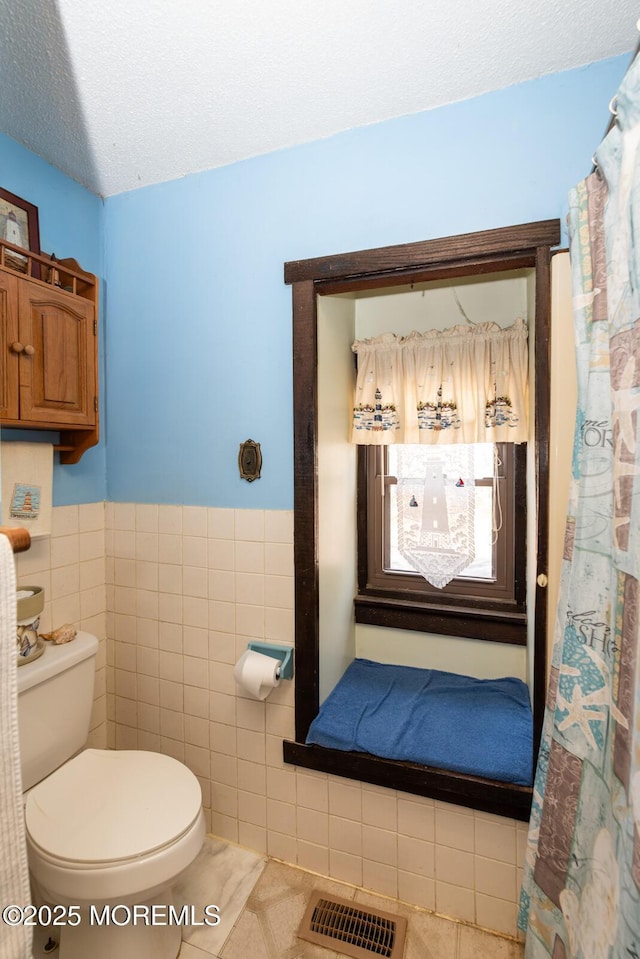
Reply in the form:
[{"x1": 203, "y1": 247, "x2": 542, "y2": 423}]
[
  {"x1": 23, "y1": 344, "x2": 35, "y2": 356},
  {"x1": 10, "y1": 341, "x2": 24, "y2": 353}
]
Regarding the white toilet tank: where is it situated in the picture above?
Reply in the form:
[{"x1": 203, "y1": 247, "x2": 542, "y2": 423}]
[{"x1": 17, "y1": 631, "x2": 99, "y2": 791}]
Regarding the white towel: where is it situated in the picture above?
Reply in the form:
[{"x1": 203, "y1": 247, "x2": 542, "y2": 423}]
[{"x1": 0, "y1": 534, "x2": 32, "y2": 959}]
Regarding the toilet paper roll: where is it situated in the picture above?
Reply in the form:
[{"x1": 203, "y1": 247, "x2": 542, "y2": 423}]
[{"x1": 234, "y1": 649, "x2": 282, "y2": 700}]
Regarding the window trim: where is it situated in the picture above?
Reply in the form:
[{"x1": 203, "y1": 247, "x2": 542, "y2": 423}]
[
  {"x1": 284, "y1": 220, "x2": 561, "y2": 820},
  {"x1": 356, "y1": 441, "x2": 528, "y2": 644}
]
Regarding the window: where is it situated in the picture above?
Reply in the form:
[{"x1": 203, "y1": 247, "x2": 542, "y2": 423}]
[
  {"x1": 283, "y1": 220, "x2": 561, "y2": 820},
  {"x1": 356, "y1": 440, "x2": 527, "y2": 644}
]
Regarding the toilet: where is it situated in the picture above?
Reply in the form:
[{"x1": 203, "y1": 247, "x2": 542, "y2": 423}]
[{"x1": 17, "y1": 631, "x2": 205, "y2": 959}]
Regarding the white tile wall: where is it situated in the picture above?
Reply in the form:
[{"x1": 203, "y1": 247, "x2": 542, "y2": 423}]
[
  {"x1": 14, "y1": 503, "x2": 108, "y2": 749},
  {"x1": 16, "y1": 502, "x2": 527, "y2": 939}
]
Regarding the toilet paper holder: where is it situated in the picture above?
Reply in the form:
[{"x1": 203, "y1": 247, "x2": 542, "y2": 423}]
[{"x1": 247, "y1": 641, "x2": 294, "y2": 680}]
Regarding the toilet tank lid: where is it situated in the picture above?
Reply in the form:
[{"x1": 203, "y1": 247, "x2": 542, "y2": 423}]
[
  {"x1": 26, "y1": 749, "x2": 202, "y2": 864},
  {"x1": 17, "y1": 632, "x2": 99, "y2": 694}
]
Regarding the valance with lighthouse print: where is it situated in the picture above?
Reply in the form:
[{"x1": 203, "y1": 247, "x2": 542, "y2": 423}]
[{"x1": 351, "y1": 319, "x2": 529, "y2": 445}]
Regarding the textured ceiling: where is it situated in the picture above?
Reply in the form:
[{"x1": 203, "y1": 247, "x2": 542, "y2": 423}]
[{"x1": 0, "y1": 0, "x2": 637, "y2": 197}]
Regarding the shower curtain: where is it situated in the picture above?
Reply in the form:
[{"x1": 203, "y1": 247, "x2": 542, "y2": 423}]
[{"x1": 518, "y1": 54, "x2": 640, "y2": 958}]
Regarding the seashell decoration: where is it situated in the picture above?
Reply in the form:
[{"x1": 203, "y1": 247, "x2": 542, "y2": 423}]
[{"x1": 40, "y1": 624, "x2": 77, "y2": 645}]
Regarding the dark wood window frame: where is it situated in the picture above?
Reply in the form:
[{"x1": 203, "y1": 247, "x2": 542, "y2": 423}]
[
  {"x1": 283, "y1": 220, "x2": 561, "y2": 821},
  {"x1": 357, "y1": 441, "x2": 527, "y2": 645}
]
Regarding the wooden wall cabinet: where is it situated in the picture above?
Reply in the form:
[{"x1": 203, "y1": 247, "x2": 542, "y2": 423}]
[{"x1": 0, "y1": 245, "x2": 99, "y2": 464}]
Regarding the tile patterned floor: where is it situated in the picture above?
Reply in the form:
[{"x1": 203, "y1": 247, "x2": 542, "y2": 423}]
[
  {"x1": 29, "y1": 837, "x2": 524, "y2": 958},
  {"x1": 176, "y1": 840, "x2": 524, "y2": 959},
  {"x1": 175, "y1": 837, "x2": 267, "y2": 955}
]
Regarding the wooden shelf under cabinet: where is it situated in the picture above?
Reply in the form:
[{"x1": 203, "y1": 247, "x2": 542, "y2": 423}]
[{"x1": 0, "y1": 241, "x2": 99, "y2": 464}]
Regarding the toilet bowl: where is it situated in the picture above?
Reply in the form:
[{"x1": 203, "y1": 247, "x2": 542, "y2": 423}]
[
  {"x1": 17, "y1": 634, "x2": 206, "y2": 959},
  {"x1": 25, "y1": 749, "x2": 205, "y2": 959}
]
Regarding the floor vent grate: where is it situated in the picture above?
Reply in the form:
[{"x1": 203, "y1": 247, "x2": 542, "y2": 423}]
[{"x1": 298, "y1": 891, "x2": 407, "y2": 959}]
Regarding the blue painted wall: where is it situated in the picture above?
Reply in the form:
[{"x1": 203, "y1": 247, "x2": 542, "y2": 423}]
[
  {"x1": 0, "y1": 131, "x2": 106, "y2": 505},
  {"x1": 2, "y1": 55, "x2": 630, "y2": 511},
  {"x1": 104, "y1": 55, "x2": 628, "y2": 509}
]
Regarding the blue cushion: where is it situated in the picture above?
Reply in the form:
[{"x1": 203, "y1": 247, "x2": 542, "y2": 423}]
[{"x1": 306, "y1": 658, "x2": 533, "y2": 786}]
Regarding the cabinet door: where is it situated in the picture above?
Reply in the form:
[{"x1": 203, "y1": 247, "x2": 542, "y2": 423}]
[
  {"x1": 0, "y1": 270, "x2": 19, "y2": 420},
  {"x1": 17, "y1": 282, "x2": 96, "y2": 427}
]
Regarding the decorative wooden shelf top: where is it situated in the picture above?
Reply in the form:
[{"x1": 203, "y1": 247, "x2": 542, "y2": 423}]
[{"x1": 0, "y1": 238, "x2": 97, "y2": 305}]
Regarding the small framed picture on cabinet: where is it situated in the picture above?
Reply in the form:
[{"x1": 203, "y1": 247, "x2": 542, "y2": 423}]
[{"x1": 0, "y1": 187, "x2": 41, "y2": 278}]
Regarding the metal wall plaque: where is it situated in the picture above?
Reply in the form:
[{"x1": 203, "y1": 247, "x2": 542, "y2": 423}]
[{"x1": 238, "y1": 439, "x2": 262, "y2": 482}]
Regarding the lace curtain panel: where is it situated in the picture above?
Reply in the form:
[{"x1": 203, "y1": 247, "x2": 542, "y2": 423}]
[
  {"x1": 351, "y1": 319, "x2": 529, "y2": 445},
  {"x1": 393, "y1": 443, "x2": 479, "y2": 589}
]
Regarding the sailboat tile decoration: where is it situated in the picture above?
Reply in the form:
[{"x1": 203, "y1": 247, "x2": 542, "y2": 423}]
[
  {"x1": 10, "y1": 484, "x2": 41, "y2": 519},
  {"x1": 1, "y1": 442, "x2": 53, "y2": 537}
]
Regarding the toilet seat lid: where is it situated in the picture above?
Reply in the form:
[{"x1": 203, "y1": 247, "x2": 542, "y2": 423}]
[{"x1": 26, "y1": 749, "x2": 202, "y2": 864}]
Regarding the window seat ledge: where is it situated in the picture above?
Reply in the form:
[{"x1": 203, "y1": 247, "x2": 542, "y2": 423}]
[{"x1": 283, "y1": 740, "x2": 532, "y2": 822}]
